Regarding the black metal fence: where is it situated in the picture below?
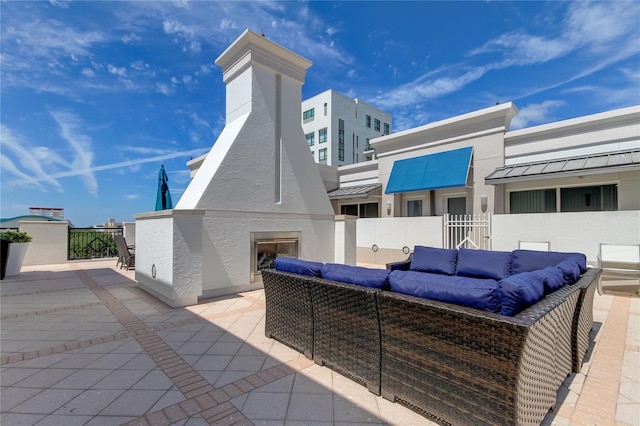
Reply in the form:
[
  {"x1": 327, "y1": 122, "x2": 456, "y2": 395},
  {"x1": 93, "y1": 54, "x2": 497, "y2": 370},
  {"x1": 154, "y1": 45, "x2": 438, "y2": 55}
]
[{"x1": 68, "y1": 227, "x2": 123, "y2": 260}]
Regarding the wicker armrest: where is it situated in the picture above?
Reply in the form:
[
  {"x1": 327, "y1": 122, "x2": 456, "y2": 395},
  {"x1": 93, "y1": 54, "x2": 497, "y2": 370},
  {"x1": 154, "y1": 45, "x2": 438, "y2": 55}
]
[
  {"x1": 262, "y1": 269, "x2": 315, "y2": 359},
  {"x1": 386, "y1": 255, "x2": 412, "y2": 271},
  {"x1": 378, "y1": 290, "x2": 568, "y2": 426},
  {"x1": 310, "y1": 279, "x2": 382, "y2": 394}
]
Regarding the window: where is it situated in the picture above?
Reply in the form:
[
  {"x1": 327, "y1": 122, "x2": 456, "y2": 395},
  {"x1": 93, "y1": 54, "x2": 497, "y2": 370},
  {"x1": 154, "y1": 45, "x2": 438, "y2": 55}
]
[
  {"x1": 338, "y1": 121, "x2": 344, "y2": 161},
  {"x1": 510, "y1": 185, "x2": 618, "y2": 213},
  {"x1": 383, "y1": 123, "x2": 390, "y2": 134},
  {"x1": 303, "y1": 108, "x2": 314, "y2": 121},
  {"x1": 306, "y1": 133, "x2": 314, "y2": 147},
  {"x1": 324, "y1": 102, "x2": 327, "y2": 116},
  {"x1": 340, "y1": 203, "x2": 379, "y2": 218},
  {"x1": 366, "y1": 115, "x2": 371, "y2": 128},
  {"x1": 406, "y1": 200, "x2": 422, "y2": 217},
  {"x1": 364, "y1": 138, "x2": 372, "y2": 151},
  {"x1": 561, "y1": 185, "x2": 617, "y2": 212},
  {"x1": 319, "y1": 128, "x2": 327, "y2": 143},
  {"x1": 510, "y1": 189, "x2": 556, "y2": 214},
  {"x1": 374, "y1": 119, "x2": 380, "y2": 132},
  {"x1": 319, "y1": 148, "x2": 327, "y2": 164}
]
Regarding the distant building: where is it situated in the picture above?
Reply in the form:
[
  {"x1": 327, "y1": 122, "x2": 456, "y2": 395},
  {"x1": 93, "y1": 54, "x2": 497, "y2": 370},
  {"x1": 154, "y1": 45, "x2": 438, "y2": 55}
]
[
  {"x1": 0, "y1": 207, "x2": 66, "y2": 228},
  {"x1": 28, "y1": 207, "x2": 64, "y2": 219},
  {"x1": 301, "y1": 89, "x2": 391, "y2": 166}
]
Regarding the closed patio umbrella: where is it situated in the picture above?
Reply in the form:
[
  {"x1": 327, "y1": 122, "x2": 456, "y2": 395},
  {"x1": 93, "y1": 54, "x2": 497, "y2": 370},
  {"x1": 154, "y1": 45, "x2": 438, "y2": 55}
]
[{"x1": 155, "y1": 165, "x2": 173, "y2": 211}]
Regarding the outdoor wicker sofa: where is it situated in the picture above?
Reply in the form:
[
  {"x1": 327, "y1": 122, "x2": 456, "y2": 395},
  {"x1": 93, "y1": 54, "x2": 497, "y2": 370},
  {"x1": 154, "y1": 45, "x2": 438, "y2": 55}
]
[{"x1": 262, "y1": 247, "x2": 601, "y2": 426}]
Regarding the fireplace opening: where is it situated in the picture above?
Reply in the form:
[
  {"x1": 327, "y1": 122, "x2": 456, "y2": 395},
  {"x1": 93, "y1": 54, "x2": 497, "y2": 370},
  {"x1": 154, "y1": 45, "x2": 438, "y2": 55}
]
[{"x1": 251, "y1": 231, "x2": 300, "y2": 282}]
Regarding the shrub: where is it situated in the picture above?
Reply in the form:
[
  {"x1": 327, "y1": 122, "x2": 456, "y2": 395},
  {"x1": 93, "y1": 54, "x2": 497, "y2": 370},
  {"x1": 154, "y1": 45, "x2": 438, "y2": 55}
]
[{"x1": 0, "y1": 230, "x2": 33, "y2": 243}]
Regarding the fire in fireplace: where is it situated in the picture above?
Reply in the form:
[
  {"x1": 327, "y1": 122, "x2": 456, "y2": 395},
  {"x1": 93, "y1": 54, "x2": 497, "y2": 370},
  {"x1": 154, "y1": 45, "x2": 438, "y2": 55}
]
[{"x1": 251, "y1": 232, "x2": 300, "y2": 282}]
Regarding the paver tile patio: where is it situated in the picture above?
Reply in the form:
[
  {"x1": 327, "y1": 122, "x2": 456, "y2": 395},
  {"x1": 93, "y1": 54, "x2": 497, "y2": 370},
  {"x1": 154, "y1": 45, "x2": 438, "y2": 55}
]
[{"x1": 1, "y1": 259, "x2": 638, "y2": 425}]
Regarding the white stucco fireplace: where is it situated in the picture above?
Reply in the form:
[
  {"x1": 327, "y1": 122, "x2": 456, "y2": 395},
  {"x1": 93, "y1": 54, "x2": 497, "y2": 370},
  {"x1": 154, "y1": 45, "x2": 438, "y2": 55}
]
[{"x1": 134, "y1": 30, "x2": 352, "y2": 307}]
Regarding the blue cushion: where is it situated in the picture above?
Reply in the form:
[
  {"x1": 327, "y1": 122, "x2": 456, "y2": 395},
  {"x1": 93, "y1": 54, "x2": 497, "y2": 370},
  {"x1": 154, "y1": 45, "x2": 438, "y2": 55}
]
[
  {"x1": 532, "y1": 266, "x2": 565, "y2": 294},
  {"x1": 321, "y1": 263, "x2": 390, "y2": 289},
  {"x1": 499, "y1": 272, "x2": 545, "y2": 316},
  {"x1": 511, "y1": 250, "x2": 587, "y2": 275},
  {"x1": 274, "y1": 257, "x2": 323, "y2": 277},
  {"x1": 410, "y1": 246, "x2": 458, "y2": 275},
  {"x1": 455, "y1": 248, "x2": 512, "y2": 280},
  {"x1": 389, "y1": 270, "x2": 501, "y2": 313},
  {"x1": 556, "y1": 258, "x2": 581, "y2": 284}
]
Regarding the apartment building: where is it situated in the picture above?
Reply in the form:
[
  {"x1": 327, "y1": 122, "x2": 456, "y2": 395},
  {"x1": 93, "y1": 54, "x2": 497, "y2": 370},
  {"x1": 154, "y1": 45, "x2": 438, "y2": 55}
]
[{"x1": 301, "y1": 89, "x2": 391, "y2": 166}]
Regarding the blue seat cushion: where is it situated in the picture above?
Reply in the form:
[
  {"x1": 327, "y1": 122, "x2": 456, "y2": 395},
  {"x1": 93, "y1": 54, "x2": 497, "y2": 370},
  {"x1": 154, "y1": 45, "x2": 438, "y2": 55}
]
[
  {"x1": 532, "y1": 266, "x2": 565, "y2": 294},
  {"x1": 410, "y1": 245, "x2": 458, "y2": 275},
  {"x1": 455, "y1": 248, "x2": 512, "y2": 280},
  {"x1": 511, "y1": 250, "x2": 587, "y2": 275},
  {"x1": 499, "y1": 272, "x2": 545, "y2": 316},
  {"x1": 389, "y1": 270, "x2": 501, "y2": 313},
  {"x1": 274, "y1": 257, "x2": 323, "y2": 277},
  {"x1": 556, "y1": 257, "x2": 582, "y2": 285},
  {"x1": 321, "y1": 263, "x2": 390, "y2": 289}
]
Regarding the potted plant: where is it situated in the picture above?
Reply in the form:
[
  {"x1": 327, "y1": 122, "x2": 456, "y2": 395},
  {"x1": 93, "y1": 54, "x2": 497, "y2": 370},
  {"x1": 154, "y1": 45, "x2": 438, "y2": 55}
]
[{"x1": 0, "y1": 230, "x2": 33, "y2": 277}]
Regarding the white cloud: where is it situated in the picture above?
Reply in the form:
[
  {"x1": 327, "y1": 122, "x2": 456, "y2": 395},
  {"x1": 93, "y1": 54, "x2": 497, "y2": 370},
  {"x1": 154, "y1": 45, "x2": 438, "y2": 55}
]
[
  {"x1": 49, "y1": 110, "x2": 98, "y2": 196},
  {"x1": 0, "y1": 125, "x2": 65, "y2": 191},
  {"x1": 108, "y1": 64, "x2": 127, "y2": 77},
  {"x1": 156, "y1": 83, "x2": 172, "y2": 96},
  {"x1": 510, "y1": 100, "x2": 566, "y2": 129},
  {"x1": 121, "y1": 32, "x2": 141, "y2": 44},
  {"x1": 81, "y1": 68, "x2": 95, "y2": 78},
  {"x1": 124, "y1": 194, "x2": 140, "y2": 200}
]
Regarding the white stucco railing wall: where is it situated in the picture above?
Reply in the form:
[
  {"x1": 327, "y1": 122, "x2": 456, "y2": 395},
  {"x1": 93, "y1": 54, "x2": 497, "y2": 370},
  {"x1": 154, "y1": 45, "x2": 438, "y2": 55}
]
[
  {"x1": 20, "y1": 220, "x2": 69, "y2": 266},
  {"x1": 355, "y1": 211, "x2": 640, "y2": 266}
]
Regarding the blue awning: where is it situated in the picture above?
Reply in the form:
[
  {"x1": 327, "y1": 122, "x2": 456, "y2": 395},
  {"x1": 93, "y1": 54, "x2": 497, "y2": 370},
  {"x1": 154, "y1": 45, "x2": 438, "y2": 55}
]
[{"x1": 385, "y1": 146, "x2": 473, "y2": 194}]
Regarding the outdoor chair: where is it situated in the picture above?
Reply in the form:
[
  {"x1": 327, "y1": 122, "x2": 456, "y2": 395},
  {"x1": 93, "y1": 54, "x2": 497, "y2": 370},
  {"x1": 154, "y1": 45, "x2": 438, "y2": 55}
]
[{"x1": 114, "y1": 235, "x2": 135, "y2": 270}]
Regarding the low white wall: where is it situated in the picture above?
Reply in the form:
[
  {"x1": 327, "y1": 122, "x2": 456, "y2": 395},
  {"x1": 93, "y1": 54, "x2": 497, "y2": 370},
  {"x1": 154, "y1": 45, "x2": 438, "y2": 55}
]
[
  {"x1": 20, "y1": 221, "x2": 69, "y2": 266},
  {"x1": 355, "y1": 211, "x2": 640, "y2": 265},
  {"x1": 491, "y1": 211, "x2": 640, "y2": 263}
]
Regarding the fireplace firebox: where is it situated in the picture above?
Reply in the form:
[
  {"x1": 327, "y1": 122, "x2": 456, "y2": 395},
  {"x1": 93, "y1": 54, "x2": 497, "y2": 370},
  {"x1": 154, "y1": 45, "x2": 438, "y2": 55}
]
[{"x1": 251, "y1": 232, "x2": 300, "y2": 282}]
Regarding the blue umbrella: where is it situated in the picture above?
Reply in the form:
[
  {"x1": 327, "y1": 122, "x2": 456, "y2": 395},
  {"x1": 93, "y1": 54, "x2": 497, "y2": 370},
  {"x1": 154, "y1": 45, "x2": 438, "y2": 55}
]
[{"x1": 155, "y1": 165, "x2": 173, "y2": 211}]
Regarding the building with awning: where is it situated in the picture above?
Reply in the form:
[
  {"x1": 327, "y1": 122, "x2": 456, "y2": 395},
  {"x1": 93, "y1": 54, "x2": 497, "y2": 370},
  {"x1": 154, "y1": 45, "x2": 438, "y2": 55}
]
[{"x1": 329, "y1": 103, "x2": 639, "y2": 218}]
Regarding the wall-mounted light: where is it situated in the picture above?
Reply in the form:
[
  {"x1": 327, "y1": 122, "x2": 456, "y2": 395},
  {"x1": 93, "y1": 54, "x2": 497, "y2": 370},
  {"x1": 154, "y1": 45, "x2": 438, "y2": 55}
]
[
  {"x1": 480, "y1": 195, "x2": 488, "y2": 213},
  {"x1": 386, "y1": 201, "x2": 392, "y2": 215}
]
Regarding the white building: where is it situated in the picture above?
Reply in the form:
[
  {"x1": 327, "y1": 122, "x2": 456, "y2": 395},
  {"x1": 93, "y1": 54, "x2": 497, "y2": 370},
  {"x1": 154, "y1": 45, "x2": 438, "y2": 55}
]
[{"x1": 301, "y1": 89, "x2": 391, "y2": 166}]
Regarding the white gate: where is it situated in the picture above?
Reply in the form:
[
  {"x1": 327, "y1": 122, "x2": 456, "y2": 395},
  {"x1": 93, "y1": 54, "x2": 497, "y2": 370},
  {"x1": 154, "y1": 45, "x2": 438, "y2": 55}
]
[{"x1": 443, "y1": 214, "x2": 492, "y2": 250}]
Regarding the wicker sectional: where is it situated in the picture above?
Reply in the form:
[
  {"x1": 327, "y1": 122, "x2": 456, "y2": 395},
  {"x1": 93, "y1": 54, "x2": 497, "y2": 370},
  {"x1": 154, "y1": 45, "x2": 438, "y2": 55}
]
[{"x1": 261, "y1": 266, "x2": 601, "y2": 426}]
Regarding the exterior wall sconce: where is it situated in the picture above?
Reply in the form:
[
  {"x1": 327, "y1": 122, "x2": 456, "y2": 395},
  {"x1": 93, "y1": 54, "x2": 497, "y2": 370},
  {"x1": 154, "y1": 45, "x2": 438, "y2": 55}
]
[
  {"x1": 480, "y1": 195, "x2": 488, "y2": 213},
  {"x1": 386, "y1": 201, "x2": 392, "y2": 216}
]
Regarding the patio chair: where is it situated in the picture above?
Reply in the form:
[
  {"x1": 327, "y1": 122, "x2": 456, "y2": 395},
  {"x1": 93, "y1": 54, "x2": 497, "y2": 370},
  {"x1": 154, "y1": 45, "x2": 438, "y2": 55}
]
[{"x1": 114, "y1": 235, "x2": 135, "y2": 270}]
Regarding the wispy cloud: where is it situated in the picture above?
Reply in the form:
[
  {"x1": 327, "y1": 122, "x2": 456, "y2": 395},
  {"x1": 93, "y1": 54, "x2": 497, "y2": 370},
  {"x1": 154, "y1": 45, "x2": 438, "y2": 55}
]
[
  {"x1": 510, "y1": 101, "x2": 566, "y2": 130},
  {"x1": 0, "y1": 125, "x2": 66, "y2": 191},
  {"x1": 49, "y1": 110, "x2": 98, "y2": 196},
  {"x1": 371, "y1": 1, "x2": 640, "y2": 127}
]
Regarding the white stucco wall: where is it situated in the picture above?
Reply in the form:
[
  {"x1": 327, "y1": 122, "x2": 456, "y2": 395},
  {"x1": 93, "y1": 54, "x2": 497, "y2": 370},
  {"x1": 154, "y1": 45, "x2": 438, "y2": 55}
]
[
  {"x1": 20, "y1": 221, "x2": 69, "y2": 266},
  {"x1": 354, "y1": 211, "x2": 640, "y2": 266}
]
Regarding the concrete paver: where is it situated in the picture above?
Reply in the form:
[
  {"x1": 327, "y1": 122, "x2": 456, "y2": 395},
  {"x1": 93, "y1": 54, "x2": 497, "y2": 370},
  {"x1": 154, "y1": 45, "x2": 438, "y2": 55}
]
[{"x1": 1, "y1": 259, "x2": 638, "y2": 425}]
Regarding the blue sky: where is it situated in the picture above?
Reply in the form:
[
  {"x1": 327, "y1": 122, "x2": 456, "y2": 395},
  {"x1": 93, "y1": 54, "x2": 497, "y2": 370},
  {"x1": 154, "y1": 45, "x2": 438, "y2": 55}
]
[{"x1": 1, "y1": 1, "x2": 639, "y2": 227}]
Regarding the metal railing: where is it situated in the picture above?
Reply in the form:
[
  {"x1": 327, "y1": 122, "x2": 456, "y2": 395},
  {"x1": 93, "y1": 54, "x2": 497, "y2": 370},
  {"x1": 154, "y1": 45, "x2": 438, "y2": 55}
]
[{"x1": 68, "y1": 227, "x2": 123, "y2": 260}]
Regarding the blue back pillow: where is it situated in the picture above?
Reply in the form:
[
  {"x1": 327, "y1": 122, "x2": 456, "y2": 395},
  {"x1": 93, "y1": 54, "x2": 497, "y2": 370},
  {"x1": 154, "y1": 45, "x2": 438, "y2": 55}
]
[
  {"x1": 389, "y1": 270, "x2": 501, "y2": 313},
  {"x1": 512, "y1": 250, "x2": 587, "y2": 275},
  {"x1": 532, "y1": 266, "x2": 565, "y2": 294},
  {"x1": 321, "y1": 263, "x2": 390, "y2": 289},
  {"x1": 274, "y1": 257, "x2": 323, "y2": 277},
  {"x1": 410, "y1": 245, "x2": 458, "y2": 275},
  {"x1": 499, "y1": 272, "x2": 545, "y2": 316},
  {"x1": 556, "y1": 257, "x2": 581, "y2": 284},
  {"x1": 456, "y1": 248, "x2": 512, "y2": 280}
]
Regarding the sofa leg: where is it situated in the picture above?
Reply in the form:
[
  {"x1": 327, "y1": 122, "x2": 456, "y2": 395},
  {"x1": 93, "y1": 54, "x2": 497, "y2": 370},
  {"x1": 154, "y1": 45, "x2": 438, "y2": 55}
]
[
  {"x1": 314, "y1": 355, "x2": 324, "y2": 365},
  {"x1": 367, "y1": 382, "x2": 381, "y2": 396},
  {"x1": 303, "y1": 349, "x2": 313, "y2": 360}
]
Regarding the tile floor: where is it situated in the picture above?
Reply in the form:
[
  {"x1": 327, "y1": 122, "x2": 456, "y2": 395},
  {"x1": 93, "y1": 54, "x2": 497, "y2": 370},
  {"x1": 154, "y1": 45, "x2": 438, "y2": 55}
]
[{"x1": 1, "y1": 259, "x2": 638, "y2": 425}]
